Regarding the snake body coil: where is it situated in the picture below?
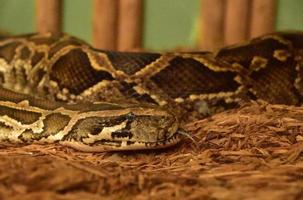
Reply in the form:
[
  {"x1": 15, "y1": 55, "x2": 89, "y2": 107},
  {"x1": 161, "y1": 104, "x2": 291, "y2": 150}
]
[{"x1": 0, "y1": 32, "x2": 302, "y2": 151}]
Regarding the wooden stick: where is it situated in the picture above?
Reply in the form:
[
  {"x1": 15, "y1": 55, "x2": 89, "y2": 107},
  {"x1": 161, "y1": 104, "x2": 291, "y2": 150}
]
[
  {"x1": 92, "y1": 0, "x2": 119, "y2": 50},
  {"x1": 199, "y1": 0, "x2": 225, "y2": 51},
  {"x1": 250, "y1": 0, "x2": 277, "y2": 38},
  {"x1": 224, "y1": 0, "x2": 250, "y2": 45},
  {"x1": 117, "y1": 0, "x2": 143, "y2": 51},
  {"x1": 36, "y1": 0, "x2": 62, "y2": 36}
]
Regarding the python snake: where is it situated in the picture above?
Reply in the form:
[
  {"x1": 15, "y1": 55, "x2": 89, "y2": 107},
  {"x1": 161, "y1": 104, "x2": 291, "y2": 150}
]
[{"x1": 0, "y1": 32, "x2": 302, "y2": 152}]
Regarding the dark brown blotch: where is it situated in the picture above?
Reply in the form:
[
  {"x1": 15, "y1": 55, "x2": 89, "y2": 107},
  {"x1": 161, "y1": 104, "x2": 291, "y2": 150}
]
[
  {"x1": 0, "y1": 87, "x2": 64, "y2": 110},
  {"x1": 150, "y1": 57, "x2": 240, "y2": 98},
  {"x1": 41, "y1": 113, "x2": 71, "y2": 136},
  {"x1": 0, "y1": 42, "x2": 20, "y2": 63},
  {"x1": 0, "y1": 105, "x2": 42, "y2": 125},
  {"x1": 31, "y1": 51, "x2": 45, "y2": 66},
  {"x1": 104, "y1": 50, "x2": 161, "y2": 75},
  {"x1": 19, "y1": 46, "x2": 31, "y2": 60},
  {"x1": 50, "y1": 48, "x2": 114, "y2": 95}
]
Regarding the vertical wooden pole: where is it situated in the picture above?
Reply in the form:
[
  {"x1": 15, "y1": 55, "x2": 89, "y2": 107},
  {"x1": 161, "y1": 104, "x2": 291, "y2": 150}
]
[
  {"x1": 117, "y1": 0, "x2": 143, "y2": 51},
  {"x1": 92, "y1": 0, "x2": 119, "y2": 50},
  {"x1": 250, "y1": 0, "x2": 277, "y2": 38},
  {"x1": 36, "y1": 0, "x2": 63, "y2": 36},
  {"x1": 199, "y1": 0, "x2": 225, "y2": 51},
  {"x1": 224, "y1": 0, "x2": 250, "y2": 45}
]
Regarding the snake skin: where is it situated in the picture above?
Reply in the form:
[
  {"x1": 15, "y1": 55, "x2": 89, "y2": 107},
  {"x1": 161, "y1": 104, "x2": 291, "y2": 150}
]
[{"x1": 0, "y1": 32, "x2": 302, "y2": 151}]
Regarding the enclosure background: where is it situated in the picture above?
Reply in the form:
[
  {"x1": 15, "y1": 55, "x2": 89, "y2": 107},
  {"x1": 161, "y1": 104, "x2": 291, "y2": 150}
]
[{"x1": 0, "y1": 0, "x2": 302, "y2": 50}]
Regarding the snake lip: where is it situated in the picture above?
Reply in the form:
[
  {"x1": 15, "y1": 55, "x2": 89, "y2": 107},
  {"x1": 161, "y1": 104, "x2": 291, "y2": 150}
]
[
  {"x1": 60, "y1": 129, "x2": 182, "y2": 152},
  {"x1": 142, "y1": 130, "x2": 182, "y2": 147}
]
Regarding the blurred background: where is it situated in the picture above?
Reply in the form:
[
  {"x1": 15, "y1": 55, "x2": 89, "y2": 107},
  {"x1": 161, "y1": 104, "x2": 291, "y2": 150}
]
[{"x1": 0, "y1": 0, "x2": 302, "y2": 51}]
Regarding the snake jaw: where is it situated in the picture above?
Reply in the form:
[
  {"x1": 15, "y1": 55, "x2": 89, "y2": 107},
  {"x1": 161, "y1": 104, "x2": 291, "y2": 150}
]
[{"x1": 60, "y1": 131, "x2": 181, "y2": 152}]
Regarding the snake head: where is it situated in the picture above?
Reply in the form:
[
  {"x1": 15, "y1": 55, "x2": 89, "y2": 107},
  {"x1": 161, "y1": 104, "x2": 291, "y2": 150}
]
[{"x1": 60, "y1": 103, "x2": 181, "y2": 152}]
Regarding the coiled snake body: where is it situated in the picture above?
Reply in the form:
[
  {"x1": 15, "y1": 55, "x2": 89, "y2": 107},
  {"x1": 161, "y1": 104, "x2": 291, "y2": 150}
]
[{"x1": 0, "y1": 32, "x2": 302, "y2": 151}]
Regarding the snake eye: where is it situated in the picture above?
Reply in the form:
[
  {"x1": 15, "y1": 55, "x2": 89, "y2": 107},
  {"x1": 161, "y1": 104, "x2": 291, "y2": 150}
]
[
  {"x1": 91, "y1": 127, "x2": 103, "y2": 135},
  {"x1": 125, "y1": 112, "x2": 135, "y2": 121}
]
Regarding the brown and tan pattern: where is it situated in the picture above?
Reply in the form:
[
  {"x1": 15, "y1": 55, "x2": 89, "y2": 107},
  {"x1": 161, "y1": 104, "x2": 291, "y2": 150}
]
[
  {"x1": 0, "y1": 31, "x2": 302, "y2": 151},
  {"x1": 0, "y1": 86, "x2": 179, "y2": 151}
]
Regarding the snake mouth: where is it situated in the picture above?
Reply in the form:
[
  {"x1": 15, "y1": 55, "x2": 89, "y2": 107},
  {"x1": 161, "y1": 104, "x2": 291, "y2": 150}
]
[
  {"x1": 60, "y1": 129, "x2": 182, "y2": 152},
  {"x1": 124, "y1": 130, "x2": 182, "y2": 150},
  {"x1": 101, "y1": 130, "x2": 182, "y2": 151}
]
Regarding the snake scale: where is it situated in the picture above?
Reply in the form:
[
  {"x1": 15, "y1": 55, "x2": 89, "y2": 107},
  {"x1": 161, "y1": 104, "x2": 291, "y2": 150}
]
[{"x1": 0, "y1": 31, "x2": 302, "y2": 152}]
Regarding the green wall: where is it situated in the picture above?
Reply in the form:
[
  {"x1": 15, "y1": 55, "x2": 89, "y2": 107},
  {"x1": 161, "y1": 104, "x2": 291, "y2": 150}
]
[
  {"x1": 144, "y1": 0, "x2": 200, "y2": 50},
  {"x1": 0, "y1": 0, "x2": 34, "y2": 33},
  {"x1": 0, "y1": 0, "x2": 302, "y2": 50},
  {"x1": 276, "y1": 0, "x2": 303, "y2": 31},
  {"x1": 63, "y1": 0, "x2": 92, "y2": 42}
]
